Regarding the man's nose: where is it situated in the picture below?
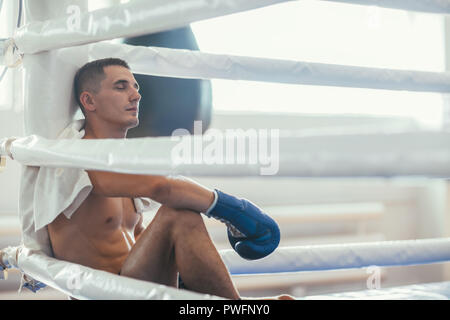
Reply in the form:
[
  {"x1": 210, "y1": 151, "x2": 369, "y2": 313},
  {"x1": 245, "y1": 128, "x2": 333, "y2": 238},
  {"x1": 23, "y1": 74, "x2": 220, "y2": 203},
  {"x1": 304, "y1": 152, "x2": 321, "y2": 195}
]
[{"x1": 130, "y1": 88, "x2": 141, "y2": 102}]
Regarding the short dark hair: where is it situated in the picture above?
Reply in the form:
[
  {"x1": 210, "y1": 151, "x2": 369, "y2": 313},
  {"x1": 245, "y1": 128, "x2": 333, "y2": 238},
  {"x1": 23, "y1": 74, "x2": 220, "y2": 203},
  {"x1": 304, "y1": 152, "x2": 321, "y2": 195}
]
[{"x1": 74, "y1": 58, "x2": 130, "y2": 115}]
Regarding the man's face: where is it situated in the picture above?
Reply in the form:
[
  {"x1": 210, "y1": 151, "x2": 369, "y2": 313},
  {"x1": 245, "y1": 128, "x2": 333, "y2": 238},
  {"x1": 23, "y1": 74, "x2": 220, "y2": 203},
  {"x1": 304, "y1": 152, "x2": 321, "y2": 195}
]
[{"x1": 90, "y1": 65, "x2": 141, "y2": 129}]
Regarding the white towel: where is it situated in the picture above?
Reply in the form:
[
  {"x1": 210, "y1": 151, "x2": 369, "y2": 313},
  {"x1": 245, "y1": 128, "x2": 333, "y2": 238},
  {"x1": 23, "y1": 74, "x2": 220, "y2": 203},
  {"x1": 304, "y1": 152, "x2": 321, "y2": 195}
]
[{"x1": 32, "y1": 119, "x2": 154, "y2": 231}]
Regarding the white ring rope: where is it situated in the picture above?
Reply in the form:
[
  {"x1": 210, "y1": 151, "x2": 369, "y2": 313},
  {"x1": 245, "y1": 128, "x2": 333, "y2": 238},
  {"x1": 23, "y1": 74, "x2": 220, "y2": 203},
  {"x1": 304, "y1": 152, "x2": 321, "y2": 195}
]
[
  {"x1": 14, "y1": 0, "x2": 288, "y2": 55},
  {"x1": 4, "y1": 238, "x2": 450, "y2": 279},
  {"x1": 221, "y1": 238, "x2": 450, "y2": 275},
  {"x1": 2, "y1": 130, "x2": 450, "y2": 177},
  {"x1": 88, "y1": 42, "x2": 450, "y2": 93},
  {"x1": 14, "y1": 247, "x2": 224, "y2": 300},
  {"x1": 323, "y1": 0, "x2": 450, "y2": 14},
  {"x1": 12, "y1": 0, "x2": 450, "y2": 56}
]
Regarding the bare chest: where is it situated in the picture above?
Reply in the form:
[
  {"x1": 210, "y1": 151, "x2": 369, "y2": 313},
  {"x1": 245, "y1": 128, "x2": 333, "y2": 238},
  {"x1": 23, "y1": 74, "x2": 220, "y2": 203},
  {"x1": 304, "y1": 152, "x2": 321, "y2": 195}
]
[{"x1": 67, "y1": 195, "x2": 141, "y2": 235}]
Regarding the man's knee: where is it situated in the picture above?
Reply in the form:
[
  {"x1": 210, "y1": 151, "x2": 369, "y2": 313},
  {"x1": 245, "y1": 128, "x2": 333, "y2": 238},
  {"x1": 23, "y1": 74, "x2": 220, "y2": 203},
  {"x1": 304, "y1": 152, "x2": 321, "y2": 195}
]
[
  {"x1": 155, "y1": 206, "x2": 204, "y2": 236},
  {"x1": 157, "y1": 206, "x2": 206, "y2": 238}
]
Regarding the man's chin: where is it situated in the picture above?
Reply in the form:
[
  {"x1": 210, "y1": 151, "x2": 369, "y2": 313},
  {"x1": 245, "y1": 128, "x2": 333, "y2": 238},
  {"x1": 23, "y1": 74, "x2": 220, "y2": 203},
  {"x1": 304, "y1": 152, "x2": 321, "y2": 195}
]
[{"x1": 127, "y1": 119, "x2": 139, "y2": 129}]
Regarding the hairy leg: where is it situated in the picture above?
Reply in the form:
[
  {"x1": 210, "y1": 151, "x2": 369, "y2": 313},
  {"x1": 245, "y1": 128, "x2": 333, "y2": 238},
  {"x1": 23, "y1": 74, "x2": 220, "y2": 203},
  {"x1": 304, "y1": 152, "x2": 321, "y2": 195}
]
[{"x1": 120, "y1": 205, "x2": 240, "y2": 299}]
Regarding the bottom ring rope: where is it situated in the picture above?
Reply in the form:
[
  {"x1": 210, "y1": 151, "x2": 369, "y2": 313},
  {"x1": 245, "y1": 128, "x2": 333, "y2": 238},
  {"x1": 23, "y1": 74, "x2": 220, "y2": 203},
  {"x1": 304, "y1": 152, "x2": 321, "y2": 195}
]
[{"x1": 1, "y1": 238, "x2": 450, "y2": 299}]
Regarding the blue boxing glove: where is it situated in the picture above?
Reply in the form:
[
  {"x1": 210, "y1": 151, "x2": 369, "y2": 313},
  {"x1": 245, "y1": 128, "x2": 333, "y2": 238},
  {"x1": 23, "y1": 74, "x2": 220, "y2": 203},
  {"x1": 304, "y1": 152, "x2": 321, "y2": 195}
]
[{"x1": 204, "y1": 189, "x2": 280, "y2": 260}]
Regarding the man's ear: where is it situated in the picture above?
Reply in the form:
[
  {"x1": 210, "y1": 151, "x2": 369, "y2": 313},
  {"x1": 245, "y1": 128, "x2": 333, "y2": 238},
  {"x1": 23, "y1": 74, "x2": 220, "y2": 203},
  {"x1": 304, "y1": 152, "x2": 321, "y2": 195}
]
[{"x1": 80, "y1": 92, "x2": 95, "y2": 112}]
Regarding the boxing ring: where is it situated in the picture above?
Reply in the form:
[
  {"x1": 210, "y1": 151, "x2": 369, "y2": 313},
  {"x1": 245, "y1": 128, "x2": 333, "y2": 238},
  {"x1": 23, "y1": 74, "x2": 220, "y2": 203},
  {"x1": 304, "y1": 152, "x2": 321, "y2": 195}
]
[{"x1": 1, "y1": 0, "x2": 450, "y2": 299}]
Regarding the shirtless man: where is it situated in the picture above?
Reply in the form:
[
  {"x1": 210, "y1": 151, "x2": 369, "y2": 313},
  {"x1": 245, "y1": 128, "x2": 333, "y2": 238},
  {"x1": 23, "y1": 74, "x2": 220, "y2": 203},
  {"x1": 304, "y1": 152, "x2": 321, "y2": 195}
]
[{"x1": 47, "y1": 58, "x2": 282, "y2": 300}]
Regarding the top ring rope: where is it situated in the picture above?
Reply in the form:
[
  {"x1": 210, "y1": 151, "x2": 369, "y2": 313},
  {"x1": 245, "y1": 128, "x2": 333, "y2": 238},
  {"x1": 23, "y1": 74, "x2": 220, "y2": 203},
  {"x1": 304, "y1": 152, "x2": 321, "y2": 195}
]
[
  {"x1": 322, "y1": 0, "x2": 450, "y2": 15},
  {"x1": 13, "y1": 0, "x2": 450, "y2": 56},
  {"x1": 14, "y1": 0, "x2": 288, "y2": 55}
]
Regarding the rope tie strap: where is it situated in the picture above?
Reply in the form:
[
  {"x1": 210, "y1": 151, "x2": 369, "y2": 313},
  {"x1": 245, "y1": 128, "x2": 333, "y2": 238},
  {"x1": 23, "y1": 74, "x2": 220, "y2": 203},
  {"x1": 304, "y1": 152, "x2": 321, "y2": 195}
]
[
  {"x1": 0, "y1": 137, "x2": 17, "y2": 159},
  {"x1": 1, "y1": 38, "x2": 22, "y2": 68},
  {"x1": 0, "y1": 249, "x2": 11, "y2": 280},
  {"x1": 0, "y1": 156, "x2": 6, "y2": 173},
  {"x1": 19, "y1": 274, "x2": 47, "y2": 293}
]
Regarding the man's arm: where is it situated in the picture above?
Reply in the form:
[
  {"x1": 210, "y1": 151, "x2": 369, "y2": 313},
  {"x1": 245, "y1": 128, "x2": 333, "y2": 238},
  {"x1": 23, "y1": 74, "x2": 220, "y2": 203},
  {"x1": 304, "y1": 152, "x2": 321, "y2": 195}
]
[
  {"x1": 86, "y1": 171, "x2": 214, "y2": 213},
  {"x1": 89, "y1": 170, "x2": 281, "y2": 261}
]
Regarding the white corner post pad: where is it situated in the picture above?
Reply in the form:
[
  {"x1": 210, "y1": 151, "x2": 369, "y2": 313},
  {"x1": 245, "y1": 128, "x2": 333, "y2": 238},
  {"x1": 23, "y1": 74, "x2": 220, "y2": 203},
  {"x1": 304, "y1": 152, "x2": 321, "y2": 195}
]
[
  {"x1": 0, "y1": 38, "x2": 5, "y2": 66},
  {"x1": 0, "y1": 38, "x2": 22, "y2": 68},
  {"x1": 0, "y1": 137, "x2": 18, "y2": 159},
  {"x1": 0, "y1": 246, "x2": 46, "y2": 292}
]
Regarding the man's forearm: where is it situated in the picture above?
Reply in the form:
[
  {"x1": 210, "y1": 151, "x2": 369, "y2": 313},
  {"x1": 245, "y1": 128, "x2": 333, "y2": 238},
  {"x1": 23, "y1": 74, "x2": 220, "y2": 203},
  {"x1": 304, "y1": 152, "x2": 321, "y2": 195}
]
[
  {"x1": 151, "y1": 175, "x2": 215, "y2": 213},
  {"x1": 87, "y1": 170, "x2": 214, "y2": 212}
]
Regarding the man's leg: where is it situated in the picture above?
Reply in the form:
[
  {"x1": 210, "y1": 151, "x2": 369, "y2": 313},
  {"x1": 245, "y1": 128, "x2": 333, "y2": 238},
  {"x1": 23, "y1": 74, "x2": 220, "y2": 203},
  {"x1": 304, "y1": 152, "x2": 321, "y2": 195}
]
[{"x1": 119, "y1": 205, "x2": 240, "y2": 300}]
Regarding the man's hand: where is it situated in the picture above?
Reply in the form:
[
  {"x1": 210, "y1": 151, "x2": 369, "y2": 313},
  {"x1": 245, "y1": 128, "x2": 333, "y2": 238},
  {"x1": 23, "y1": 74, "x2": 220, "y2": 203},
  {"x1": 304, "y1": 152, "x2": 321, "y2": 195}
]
[{"x1": 204, "y1": 190, "x2": 280, "y2": 260}]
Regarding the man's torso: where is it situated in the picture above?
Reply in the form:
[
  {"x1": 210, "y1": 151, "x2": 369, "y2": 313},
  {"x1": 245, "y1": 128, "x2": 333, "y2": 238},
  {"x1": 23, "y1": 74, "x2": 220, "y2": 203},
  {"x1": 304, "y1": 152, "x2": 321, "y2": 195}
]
[{"x1": 48, "y1": 193, "x2": 141, "y2": 274}]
